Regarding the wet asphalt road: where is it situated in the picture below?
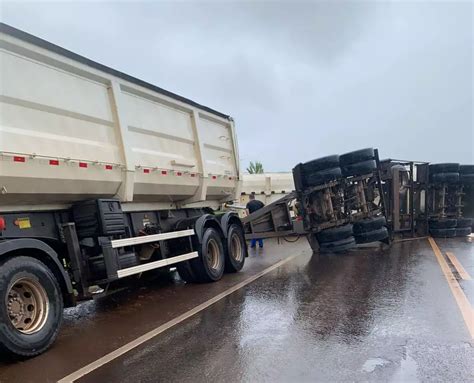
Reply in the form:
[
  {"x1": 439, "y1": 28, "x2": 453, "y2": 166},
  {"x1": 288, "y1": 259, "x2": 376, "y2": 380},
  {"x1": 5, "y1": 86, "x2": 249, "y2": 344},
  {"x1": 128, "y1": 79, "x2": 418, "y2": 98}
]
[{"x1": 1, "y1": 236, "x2": 473, "y2": 382}]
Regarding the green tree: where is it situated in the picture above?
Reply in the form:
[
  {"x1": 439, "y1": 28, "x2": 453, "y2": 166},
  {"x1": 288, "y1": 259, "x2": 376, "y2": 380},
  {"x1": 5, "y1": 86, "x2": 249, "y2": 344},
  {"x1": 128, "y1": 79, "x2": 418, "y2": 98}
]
[{"x1": 247, "y1": 161, "x2": 264, "y2": 174}]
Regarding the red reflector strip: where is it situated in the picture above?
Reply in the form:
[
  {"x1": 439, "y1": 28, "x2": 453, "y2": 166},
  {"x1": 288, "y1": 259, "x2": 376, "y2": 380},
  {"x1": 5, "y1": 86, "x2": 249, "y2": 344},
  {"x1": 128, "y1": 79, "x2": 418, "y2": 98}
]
[
  {"x1": 105, "y1": 165, "x2": 113, "y2": 170},
  {"x1": 176, "y1": 172, "x2": 182, "y2": 176},
  {"x1": 161, "y1": 170, "x2": 167, "y2": 175},
  {"x1": 212, "y1": 175, "x2": 217, "y2": 180},
  {"x1": 49, "y1": 160, "x2": 59, "y2": 166},
  {"x1": 143, "y1": 169, "x2": 150, "y2": 174},
  {"x1": 79, "y1": 162, "x2": 88, "y2": 168},
  {"x1": 13, "y1": 156, "x2": 25, "y2": 162}
]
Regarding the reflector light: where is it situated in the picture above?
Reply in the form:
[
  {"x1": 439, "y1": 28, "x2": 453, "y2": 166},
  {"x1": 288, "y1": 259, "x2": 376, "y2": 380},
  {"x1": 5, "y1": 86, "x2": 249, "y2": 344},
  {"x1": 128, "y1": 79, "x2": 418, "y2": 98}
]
[
  {"x1": 144, "y1": 169, "x2": 150, "y2": 174},
  {"x1": 13, "y1": 156, "x2": 25, "y2": 162},
  {"x1": 176, "y1": 172, "x2": 182, "y2": 176},
  {"x1": 49, "y1": 160, "x2": 59, "y2": 166},
  {"x1": 161, "y1": 170, "x2": 167, "y2": 175},
  {"x1": 0, "y1": 217, "x2": 6, "y2": 231},
  {"x1": 79, "y1": 162, "x2": 88, "y2": 168},
  {"x1": 190, "y1": 173, "x2": 196, "y2": 177},
  {"x1": 105, "y1": 165, "x2": 113, "y2": 170}
]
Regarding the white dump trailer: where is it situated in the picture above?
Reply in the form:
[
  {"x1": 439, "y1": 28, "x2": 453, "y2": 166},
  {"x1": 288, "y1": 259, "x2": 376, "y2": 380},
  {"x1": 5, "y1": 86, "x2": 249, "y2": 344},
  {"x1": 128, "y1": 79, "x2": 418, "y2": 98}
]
[
  {"x1": 240, "y1": 172, "x2": 295, "y2": 205},
  {"x1": 0, "y1": 24, "x2": 247, "y2": 357},
  {"x1": 0, "y1": 25, "x2": 239, "y2": 210}
]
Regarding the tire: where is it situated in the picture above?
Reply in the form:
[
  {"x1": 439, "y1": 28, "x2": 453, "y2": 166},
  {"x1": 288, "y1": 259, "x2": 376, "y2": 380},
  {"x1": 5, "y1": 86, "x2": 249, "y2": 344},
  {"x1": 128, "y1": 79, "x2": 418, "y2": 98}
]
[
  {"x1": 305, "y1": 167, "x2": 342, "y2": 186},
  {"x1": 455, "y1": 227, "x2": 472, "y2": 237},
  {"x1": 429, "y1": 218, "x2": 457, "y2": 229},
  {"x1": 456, "y1": 217, "x2": 473, "y2": 228},
  {"x1": 340, "y1": 148, "x2": 375, "y2": 167},
  {"x1": 430, "y1": 228, "x2": 456, "y2": 238},
  {"x1": 355, "y1": 227, "x2": 389, "y2": 244},
  {"x1": 306, "y1": 233, "x2": 320, "y2": 253},
  {"x1": 429, "y1": 163, "x2": 460, "y2": 174},
  {"x1": 459, "y1": 165, "x2": 474, "y2": 174},
  {"x1": 224, "y1": 224, "x2": 246, "y2": 273},
  {"x1": 431, "y1": 172, "x2": 459, "y2": 183},
  {"x1": 0, "y1": 256, "x2": 63, "y2": 357},
  {"x1": 460, "y1": 174, "x2": 474, "y2": 184},
  {"x1": 191, "y1": 228, "x2": 225, "y2": 283},
  {"x1": 316, "y1": 224, "x2": 352, "y2": 245},
  {"x1": 319, "y1": 236, "x2": 356, "y2": 253},
  {"x1": 176, "y1": 260, "x2": 198, "y2": 283},
  {"x1": 317, "y1": 224, "x2": 353, "y2": 243},
  {"x1": 342, "y1": 160, "x2": 377, "y2": 177},
  {"x1": 353, "y1": 216, "x2": 387, "y2": 234},
  {"x1": 302, "y1": 155, "x2": 340, "y2": 173}
]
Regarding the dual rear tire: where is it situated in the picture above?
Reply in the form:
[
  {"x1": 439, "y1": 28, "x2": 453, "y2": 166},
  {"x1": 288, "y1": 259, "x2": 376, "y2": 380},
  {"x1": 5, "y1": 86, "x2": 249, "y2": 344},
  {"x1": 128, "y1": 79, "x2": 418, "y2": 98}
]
[
  {"x1": 353, "y1": 216, "x2": 389, "y2": 244},
  {"x1": 177, "y1": 225, "x2": 246, "y2": 283}
]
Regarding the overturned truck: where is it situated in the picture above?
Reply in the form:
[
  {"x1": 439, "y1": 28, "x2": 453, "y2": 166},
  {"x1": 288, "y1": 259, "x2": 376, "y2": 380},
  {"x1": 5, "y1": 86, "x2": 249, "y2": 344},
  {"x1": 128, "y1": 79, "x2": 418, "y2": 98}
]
[
  {"x1": 243, "y1": 152, "x2": 473, "y2": 251},
  {"x1": 243, "y1": 148, "x2": 391, "y2": 253}
]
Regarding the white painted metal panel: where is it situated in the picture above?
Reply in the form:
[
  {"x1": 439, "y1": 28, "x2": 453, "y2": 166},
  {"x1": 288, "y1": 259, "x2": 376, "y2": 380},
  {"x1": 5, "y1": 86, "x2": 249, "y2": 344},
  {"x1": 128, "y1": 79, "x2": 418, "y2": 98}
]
[{"x1": 0, "y1": 25, "x2": 240, "y2": 210}]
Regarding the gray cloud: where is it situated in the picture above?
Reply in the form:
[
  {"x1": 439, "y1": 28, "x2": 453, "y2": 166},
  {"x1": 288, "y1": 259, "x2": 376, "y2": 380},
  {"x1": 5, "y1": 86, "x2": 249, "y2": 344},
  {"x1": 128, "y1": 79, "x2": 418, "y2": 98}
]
[{"x1": 2, "y1": 1, "x2": 472, "y2": 170}]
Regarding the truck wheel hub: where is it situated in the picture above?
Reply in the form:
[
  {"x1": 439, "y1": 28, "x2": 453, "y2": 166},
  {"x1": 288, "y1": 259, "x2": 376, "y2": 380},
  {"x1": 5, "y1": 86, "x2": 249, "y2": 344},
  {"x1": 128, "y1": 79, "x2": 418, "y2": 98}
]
[{"x1": 7, "y1": 278, "x2": 49, "y2": 334}]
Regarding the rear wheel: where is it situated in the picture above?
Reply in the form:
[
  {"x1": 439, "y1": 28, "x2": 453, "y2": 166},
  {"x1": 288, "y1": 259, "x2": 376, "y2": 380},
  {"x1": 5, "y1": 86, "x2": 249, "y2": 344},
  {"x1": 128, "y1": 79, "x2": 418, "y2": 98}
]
[
  {"x1": 191, "y1": 228, "x2": 225, "y2": 282},
  {"x1": 0, "y1": 256, "x2": 63, "y2": 357},
  {"x1": 225, "y1": 224, "x2": 246, "y2": 273}
]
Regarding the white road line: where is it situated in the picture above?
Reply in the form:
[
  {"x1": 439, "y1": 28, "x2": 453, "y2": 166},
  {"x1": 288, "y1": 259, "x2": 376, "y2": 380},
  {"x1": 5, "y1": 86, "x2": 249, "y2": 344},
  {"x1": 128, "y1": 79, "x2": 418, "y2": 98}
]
[{"x1": 58, "y1": 251, "x2": 305, "y2": 383}]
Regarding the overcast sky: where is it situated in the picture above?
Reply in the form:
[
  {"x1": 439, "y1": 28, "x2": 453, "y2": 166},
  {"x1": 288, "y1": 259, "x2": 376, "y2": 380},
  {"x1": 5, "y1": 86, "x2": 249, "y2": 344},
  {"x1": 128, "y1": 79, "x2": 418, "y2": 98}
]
[{"x1": 2, "y1": 1, "x2": 473, "y2": 171}]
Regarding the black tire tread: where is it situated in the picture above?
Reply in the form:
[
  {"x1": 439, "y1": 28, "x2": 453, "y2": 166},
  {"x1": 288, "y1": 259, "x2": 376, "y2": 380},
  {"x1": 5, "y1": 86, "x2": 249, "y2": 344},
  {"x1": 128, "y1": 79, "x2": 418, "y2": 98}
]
[
  {"x1": 432, "y1": 172, "x2": 460, "y2": 183},
  {"x1": 430, "y1": 228, "x2": 456, "y2": 238},
  {"x1": 340, "y1": 148, "x2": 375, "y2": 167},
  {"x1": 342, "y1": 160, "x2": 377, "y2": 177},
  {"x1": 355, "y1": 227, "x2": 389, "y2": 244},
  {"x1": 429, "y1": 218, "x2": 457, "y2": 229},
  {"x1": 302, "y1": 155, "x2": 340, "y2": 174},
  {"x1": 429, "y1": 163, "x2": 460, "y2": 174},
  {"x1": 224, "y1": 224, "x2": 246, "y2": 273},
  {"x1": 455, "y1": 227, "x2": 472, "y2": 237},
  {"x1": 353, "y1": 216, "x2": 387, "y2": 234},
  {"x1": 305, "y1": 167, "x2": 342, "y2": 186}
]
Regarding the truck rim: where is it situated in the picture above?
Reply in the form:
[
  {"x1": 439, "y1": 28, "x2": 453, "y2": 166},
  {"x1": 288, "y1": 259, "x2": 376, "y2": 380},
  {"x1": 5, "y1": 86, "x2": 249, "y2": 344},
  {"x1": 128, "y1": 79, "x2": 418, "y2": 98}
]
[
  {"x1": 7, "y1": 277, "x2": 49, "y2": 334},
  {"x1": 231, "y1": 233, "x2": 243, "y2": 262},
  {"x1": 206, "y1": 238, "x2": 221, "y2": 270}
]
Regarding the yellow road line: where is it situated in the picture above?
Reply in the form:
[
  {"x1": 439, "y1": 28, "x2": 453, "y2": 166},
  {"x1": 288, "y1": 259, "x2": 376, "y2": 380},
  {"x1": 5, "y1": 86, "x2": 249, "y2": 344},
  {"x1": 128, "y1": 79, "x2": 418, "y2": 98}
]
[
  {"x1": 446, "y1": 251, "x2": 472, "y2": 280},
  {"x1": 58, "y1": 251, "x2": 305, "y2": 382},
  {"x1": 428, "y1": 237, "x2": 474, "y2": 339}
]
